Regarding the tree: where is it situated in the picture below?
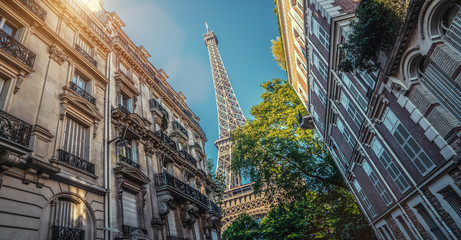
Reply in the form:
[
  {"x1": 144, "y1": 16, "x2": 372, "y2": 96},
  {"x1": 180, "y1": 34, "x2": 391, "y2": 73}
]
[
  {"x1": 231, "y1": 78, "x2": 375, "y2": 239},
  {"x1": 338, "y1": 0, "x2": 405, "y2": 72},
  {"x1": 207, "y1": 158, "x2": 226, "y2": 205},
  {"x1": 160, "y1": 114, "x2": 168, "y2": 131},
  {"x1": 259, "y1": 193, "x2": 330, "y2": 240},
  {"x1": 271, "y1": 37, "x2": 286, "y2": 71},
  {"x1": 231, "y1": 78, "x2": 345, "y2": 201},
  {"x1": 222, "y1": 213, "x2": 259, "y2": 240}
]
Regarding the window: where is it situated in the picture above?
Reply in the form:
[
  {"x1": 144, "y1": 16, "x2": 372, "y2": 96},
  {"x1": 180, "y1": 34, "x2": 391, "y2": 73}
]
[
  {"x1": 341, "y1": 73, "x2": 368, "y2": 110},
  {"x1": 381, "y1": 225, "x2": 396, "y2": 240},
  {"x1": 396, "y1": 215, "x2": 417, "y2": 240},
  {"x1": 330, "y1": 148, "x2": 346, "y2": 173},
  {"x1": 362, "y1": 161, "x2": 393, "y2": 205},
  {"x1": 0, "y1": 17, "x2": 17, "y2": 37},
  {"x1": 119, "y1": 94, "x2": 133, "y2": 113},
  {"x1": 438, "y1": 186, "x2": 461, "y2": 218},
  {"x1": 313, "y1": 53, "x2": 328, "y2": 81},
  {"x1": 382, "y1": 108, "x2": 434, "y2": 175},
  {"x1": 313, "y1": 81, "x2": 326, "y2": 106},
  {"x1": 340, "y1": 91, "x2": 364, "y2": 128},
  {"x1": 332, "y1": 138, "x2": 348, "y2": 166},
  {"x1": 371, "y1": 139, "x2": 410, "y2": 192},
  {"x1": 51, "y1": 198, "x2": 86, "y2": 239},
  {"x1": 354, "y1": 180, "x2": 376, "y2": 217},
  {"x1": 120, "y1": 139, "x2": 137, "y2": 163},
  {"x1": 442, "y1": 6, "x2": 461, "y2": 53},
  {"x1": 77, "y1": 36, "x2": 92, "y2": 55},
  {"x1": 312, "y1": 108, "x2": 324, "y2": 132},
  {"x1": 337, "y1": 118, "x2": 356, "y2": 149},
  {"x1": 62, "y1": 117, "x2": 89, "y2": 159},
  {"x1": 414, "y1": 203, "x2": 448, "y2": 240},
  {"x1": 312, "y1": 18, "x2": 329, "y2": 49},
  {"x1": 122, "y1": 191, "x2": 139, "y2": 227}
]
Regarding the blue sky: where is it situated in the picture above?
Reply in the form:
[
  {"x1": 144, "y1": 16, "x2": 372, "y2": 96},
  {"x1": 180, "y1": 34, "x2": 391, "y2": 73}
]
[{"x1": 103, "y1": 0, "x2": 287, "y2": 171}]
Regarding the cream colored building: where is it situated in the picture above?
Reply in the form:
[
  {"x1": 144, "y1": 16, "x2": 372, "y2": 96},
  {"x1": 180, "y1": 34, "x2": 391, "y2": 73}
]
[{"x1": 0, "y1": 0, "x2": 221, "y2": 239}]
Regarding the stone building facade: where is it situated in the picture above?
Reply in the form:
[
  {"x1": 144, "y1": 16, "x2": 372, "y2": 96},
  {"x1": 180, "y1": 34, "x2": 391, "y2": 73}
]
[
  {"x1": 0, "y1": 0, "x2": 221, "y2": 239},
  {"x1": 278, "y1": 0, "x2": 461, "y2": 239}
]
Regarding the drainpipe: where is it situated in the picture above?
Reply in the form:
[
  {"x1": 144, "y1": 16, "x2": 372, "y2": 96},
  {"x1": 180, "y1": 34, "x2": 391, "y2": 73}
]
[{"x1": 104, "y1": 51, "x2": 113, "y2": 240}]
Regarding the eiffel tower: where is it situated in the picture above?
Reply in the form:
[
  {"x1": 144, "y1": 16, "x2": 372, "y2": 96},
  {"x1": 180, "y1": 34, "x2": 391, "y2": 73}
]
[
  {"x1": 203, "y1": 23, "x2": 245, "y2": 189},
  {"x1": 204, "y1": 23, "x2": 271, "y2": 230}
]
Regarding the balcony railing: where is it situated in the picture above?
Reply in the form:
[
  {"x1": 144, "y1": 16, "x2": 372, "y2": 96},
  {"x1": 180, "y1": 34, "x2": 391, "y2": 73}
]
[
  {"x1": 18, "y1": 0, "x2": 47, "y2": 21},
  {"x1": 182, "y1": 108, "x2": 205, "y2": 136},
  {"x1": 209, "y1": 200, "x2": 222, "y2": 215},
  {"x1": 119, "y1": 155, "x2": 140, "y2": 169},
  {"x1": 0, "y1": 29, "x2": 36, "y2": 68},
  {"x1": 121, "y1": 225, "x2": 147, "y2": 236},
  {"x1": 75, "y1": 44, "x2": 97, "y2": 67},
  {"x1": 118, "y1": 104, "x2": 131, "y2": 115},
  {"x1": 58, "y1": 149, "x2": 95, "y2": 174},
  {"x1": 51, "y1": 226, "x2": 85, "y2": 240},
  {"x1": 154, "y1": 130, "x2": 177, "y2": 151},
  {"x1": 70, "y1": 82, "x2": 96, "y2": 105},
  {"x1": 149, "y1": 99, "x2": 169, "y2": 119},
  {"x1": 179, "y1": 150, "x2": 197, "y2": 166},
  {"x1": 155, "y1": 172, "x2": 209, "y2": 206},
  {"x1": 173, "y1": 121, "x2": 188, "y2": 137},
  {"x1": 167, "y1": 236, "x2": 189, "y2": 240},
  {"x1": 0, "y1": 109, "x2": 32, "y2": 148}
]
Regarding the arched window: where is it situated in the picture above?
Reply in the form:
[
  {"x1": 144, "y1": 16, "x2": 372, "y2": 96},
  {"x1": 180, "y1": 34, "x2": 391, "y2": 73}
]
[{"x1": 50, "y1": 197, "x2": 89, "y2": 240}]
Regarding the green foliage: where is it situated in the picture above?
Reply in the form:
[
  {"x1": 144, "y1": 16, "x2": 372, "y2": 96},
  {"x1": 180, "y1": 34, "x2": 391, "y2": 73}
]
[
  {"x1": 222, "y1": 213, "x2": 260, "y2": 240},
  {"x1": 231, "y1": 78, "x2": 345, "y2": 201},
  {"x1": 338, "y1": 0, "x2": 405, "y2": 72},
  {"x1": 231, "y1": 78, "x2": 376, "y2": 239},
  {"x1": 207, "y1": 158, "x2": 226, "y2": 205},
  {"x1": 271, "y1": 37, "x2": 287, "y2": 71},
  {"x1": 160, "y1": 114, "x2": 168, "y2": 131},
  {"x1": 259, "y1": 193, "x2": 330, "y2": 240}
]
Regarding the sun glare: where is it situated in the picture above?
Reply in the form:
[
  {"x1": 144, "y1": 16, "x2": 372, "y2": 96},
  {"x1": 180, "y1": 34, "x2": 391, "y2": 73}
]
[{"x1": 80, "y1": 0, "x2": 100, "y2": 12}]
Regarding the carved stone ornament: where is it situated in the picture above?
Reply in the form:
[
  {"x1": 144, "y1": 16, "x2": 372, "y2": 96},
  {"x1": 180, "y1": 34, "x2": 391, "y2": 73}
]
[
  {"x1": 49, "y1": 44, "x2": 68, "y2": 65},
  {"x1": 157, "y1": 193, "x2": 173, "y2": 216},
  {"x1": 180, "y1": 201, "x2": 199, "y2": 226},
  {"x1": 14, "y1": 74, "x2": 25, "y2": 94},
  {"x1": 0, "y1": 151, "x2": 23, "y2": 170},
  {"x1": 388, "y1": 77, "x2": 407, "y2": 94}
]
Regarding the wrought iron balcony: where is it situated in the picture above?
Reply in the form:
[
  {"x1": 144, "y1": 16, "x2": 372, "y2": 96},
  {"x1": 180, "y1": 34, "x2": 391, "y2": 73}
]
[
  {"x1": 0, "y1": 29, "x2": 36, "y2": 68},
  {"x1": 149, "y1": 99, "x2": 169, "y2": 119},
  {"x1": 121, "y1": 225, "x2": 147, "y2": 236},
  {"x1": 70, "y1": 82, "x2": 96, "y2": 105},
  {"x1": 119, "y1": 155, "x2": 140, "y2": 169},
  {"x1": 155, "y1": 172, "x2": 209, "y2": 206},
  {"x1": 153, "y1": 130, "x2": 177, "y2": 151},
  {"x1": 51, "y1": 226, "x2": 85, "y2": 240},
  {"x1": 18, "y1": 0, "x2": 47, "y2": 21},
  {"x1": 209, "y1": 200, "x2": 222, "y2": 215},
  {"x1": 179, "y1": 150, "x2": 197, "y2": 166},
  {"x1": 58, "y1": 149, "x2": 95, "y2": 174},
  {"x1": 118, "y1": 104, "x2": 131, "y2": 115},
  {"x1": 173, "y1": 121, "x2": 188, "y2": 137},
  {"x1": 0, "y1": 109, "x2": 32, "y2": 148},
  {"x1": 75, "y1": 44, "x2": 97, "y2": 67},
  {"x1": 167, "y1": 236, "x2": 189, "y2": 240}
]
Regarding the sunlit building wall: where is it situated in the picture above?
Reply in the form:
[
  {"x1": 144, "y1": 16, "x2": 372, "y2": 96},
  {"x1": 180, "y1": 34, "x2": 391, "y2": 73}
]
[
  {"x1": 0, "y1": 0, "x2": 221, "y2": 239},
  {"x1": 278, "y1": 0, "x2": 461, "y2": 239}
]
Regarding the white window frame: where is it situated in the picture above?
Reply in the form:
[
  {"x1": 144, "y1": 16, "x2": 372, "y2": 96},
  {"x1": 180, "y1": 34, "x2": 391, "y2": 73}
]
[
  {"x1": 382, "y1": 108, "x2": 434, "y2": 175},
  {"x1": 313, "y1": 81, "x2": 326, "y2": 106},
  {"x1": 362, "y1": 161, "x2": 393, "y2": 206},
  {"x1": 341, "y1": 73, "x2": 368, "y2": 110},
  {"x1": 337, "y1": 118, "x2": 356, "y2": 149},
  {"x1": 371, "y1": 138, "x2": 410, "y2": 193},
  {"x1": 312, "y1": 18, "x2": 329, "y2": 50},
  {"x1": 340, "y1": 91, "x2": 364, "y2": 128},
  {"x1": 354, "y1": 180, "x2": 377, "y2": 217},
  {"x1": 313, "y1": 53, "x2": 328, "y2": 81}
]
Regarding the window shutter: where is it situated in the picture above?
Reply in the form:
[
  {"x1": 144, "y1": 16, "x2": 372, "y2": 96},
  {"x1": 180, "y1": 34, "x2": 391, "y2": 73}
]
[
  {"x1": 168, "y1": 210, "x2": 177, "y2": 235},
  {"x1": 122, "y1": 192, "x2": 139, "y2": 227}
]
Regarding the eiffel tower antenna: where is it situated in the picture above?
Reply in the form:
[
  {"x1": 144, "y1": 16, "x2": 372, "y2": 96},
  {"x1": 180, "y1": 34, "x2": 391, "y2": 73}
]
[{"x1": 204, "y1": 25, "x2": 245, "y2": 190}]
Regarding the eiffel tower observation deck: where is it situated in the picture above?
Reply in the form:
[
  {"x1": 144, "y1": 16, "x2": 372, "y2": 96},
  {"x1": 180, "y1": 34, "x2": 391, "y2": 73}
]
[{"x1": 204, "y1": 23, "x2": 271, "y2": 230}]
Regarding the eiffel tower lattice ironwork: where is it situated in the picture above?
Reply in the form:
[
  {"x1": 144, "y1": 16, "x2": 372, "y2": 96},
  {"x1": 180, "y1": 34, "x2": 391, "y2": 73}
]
[{"x1": 204, "y1": 23, "x2": 245, "y2": 190}]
